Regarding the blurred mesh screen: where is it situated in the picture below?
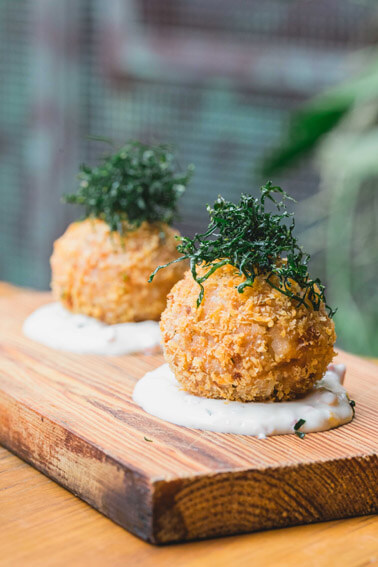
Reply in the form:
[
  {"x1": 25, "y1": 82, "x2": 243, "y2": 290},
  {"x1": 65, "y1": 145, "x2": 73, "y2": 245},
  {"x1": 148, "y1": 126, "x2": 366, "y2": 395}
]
[
  {"x1": 0, "y1": 2, "x2": 33, "y2": 286},
  {"x1": 0, "y1": 0, "x2": 375, "y2": 288}
]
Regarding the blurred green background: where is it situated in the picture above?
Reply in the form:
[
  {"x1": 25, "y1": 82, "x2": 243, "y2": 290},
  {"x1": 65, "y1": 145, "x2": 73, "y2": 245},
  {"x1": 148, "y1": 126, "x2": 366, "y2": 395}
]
[{"x1": 0, "y1": 0, "x2": 377, "y2": 354}]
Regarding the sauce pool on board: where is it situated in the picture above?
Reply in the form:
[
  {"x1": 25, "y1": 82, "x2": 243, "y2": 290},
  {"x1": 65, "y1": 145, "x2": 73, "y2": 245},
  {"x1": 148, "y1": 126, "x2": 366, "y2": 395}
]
[
  {"x1": 23, "y1": 302, "x2": 161, "y2": 355},
  {"x1": 133, "y1": 363, "x2": 353, "y2": 437}
]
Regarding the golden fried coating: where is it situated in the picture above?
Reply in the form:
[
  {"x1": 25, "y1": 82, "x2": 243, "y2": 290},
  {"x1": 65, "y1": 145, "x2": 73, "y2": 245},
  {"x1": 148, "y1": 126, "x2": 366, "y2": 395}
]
[
  {"x1": 51, "y1": 219, "x2": 186, "y2": 324},
  {"x1": 160, "y1": 264, "x2": 336, "y2": 402}
]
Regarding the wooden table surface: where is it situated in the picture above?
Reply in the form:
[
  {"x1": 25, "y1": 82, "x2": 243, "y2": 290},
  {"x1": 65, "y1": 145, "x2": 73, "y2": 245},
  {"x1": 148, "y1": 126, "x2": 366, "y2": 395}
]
[{"x1": 0, "y1": 283, "x2": 377, "y2": 567}]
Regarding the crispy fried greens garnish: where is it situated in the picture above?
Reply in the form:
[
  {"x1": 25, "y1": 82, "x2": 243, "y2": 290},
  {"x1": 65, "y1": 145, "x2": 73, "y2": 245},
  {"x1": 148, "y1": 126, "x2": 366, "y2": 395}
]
[
  {"x1": 64, "y1": 141, "x2": 193, "y2": 233},
  {"x1": 149, "y1": 182, "x2": 335, "y2": 316}
]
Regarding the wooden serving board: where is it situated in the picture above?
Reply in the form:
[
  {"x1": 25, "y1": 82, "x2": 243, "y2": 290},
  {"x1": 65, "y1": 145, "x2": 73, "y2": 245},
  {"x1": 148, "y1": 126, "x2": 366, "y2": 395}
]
[{"x1": 0, "y1": 285, "x2": 377, "y2": 544}]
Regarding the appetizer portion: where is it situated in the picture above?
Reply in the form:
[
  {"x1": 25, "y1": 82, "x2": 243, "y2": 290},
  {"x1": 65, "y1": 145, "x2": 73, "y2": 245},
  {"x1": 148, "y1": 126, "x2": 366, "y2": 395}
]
[
  {"x1": 51, "y1": 219, "x2": 184, "y2": 324},
  {"x1": 134, "y1": 183, "x2": 354, "y2": 437},
  {"x1": 52, "y1": 141, "x2": 192, "y2": 324},
  {"x1": 23, "y1": 141, "x2": 192, "y2": 355},
  {"x1": 154, "y1": 183, "x2": 336, "y2": 402},
  {"x1": 159, "y1": 266, "x2": 335, "y2": 402}
]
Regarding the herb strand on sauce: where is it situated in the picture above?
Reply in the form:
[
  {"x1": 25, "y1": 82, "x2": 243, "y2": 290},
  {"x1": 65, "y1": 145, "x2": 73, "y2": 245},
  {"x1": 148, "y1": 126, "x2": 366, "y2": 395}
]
[{"x1": 294, "y1": 418, "x2": 306, "y2": 439}]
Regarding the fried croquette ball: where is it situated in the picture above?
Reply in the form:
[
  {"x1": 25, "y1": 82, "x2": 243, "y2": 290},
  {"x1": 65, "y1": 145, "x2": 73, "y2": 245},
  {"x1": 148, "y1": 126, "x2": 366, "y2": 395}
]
[
  {"x1": 50, "y1": 218, "x2": 186, "y2": 324},
  {"x1": 160, "y1": 264, "x2": 336, "y2": 402}
]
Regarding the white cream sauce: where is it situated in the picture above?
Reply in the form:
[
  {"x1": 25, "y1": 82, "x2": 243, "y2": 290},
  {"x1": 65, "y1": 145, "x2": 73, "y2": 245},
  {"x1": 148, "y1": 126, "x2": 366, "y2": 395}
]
[
  {"x1": 23, "y1": 302, "x2": 161, "y2": 355},
  {"x1": 133, "y1": 363, "x2": 353, "y2": 437}
]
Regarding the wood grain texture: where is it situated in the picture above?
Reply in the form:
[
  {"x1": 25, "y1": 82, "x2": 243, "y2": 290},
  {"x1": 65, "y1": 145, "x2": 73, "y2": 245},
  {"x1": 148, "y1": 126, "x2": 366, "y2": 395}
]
[
  {"x1": 1, "y1": 447, "x2": 377, "y2": 567},
  {"x1": 0, "y1": 286, "x2": 377, "y2": 544}
]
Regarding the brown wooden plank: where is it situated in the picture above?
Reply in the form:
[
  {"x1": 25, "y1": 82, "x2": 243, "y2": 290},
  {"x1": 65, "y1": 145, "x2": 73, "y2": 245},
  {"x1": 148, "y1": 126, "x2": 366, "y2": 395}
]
[
  {"x1": 0, "y1": 286, "x2": 377, "y2": 543},
  {"x1": 1, "y1": 447, "x2": 377, "y2": 567},
  {"x1": 0, "y1": 447, "x2": 377, "y2": 567}
]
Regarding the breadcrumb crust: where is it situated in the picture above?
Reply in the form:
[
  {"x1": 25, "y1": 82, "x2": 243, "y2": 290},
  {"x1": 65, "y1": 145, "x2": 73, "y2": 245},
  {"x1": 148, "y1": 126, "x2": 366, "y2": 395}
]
[
  {"x1": 51, "y1": 219, "x2": 186, "y2": 324},
  {"x1": 160, "y1": 264, "x2": 336, "y2": 402}
]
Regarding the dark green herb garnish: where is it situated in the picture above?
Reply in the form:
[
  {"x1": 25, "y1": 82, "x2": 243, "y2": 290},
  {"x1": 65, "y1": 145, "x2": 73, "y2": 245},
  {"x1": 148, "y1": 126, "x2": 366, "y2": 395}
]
[
  {"x1": 64, "y1": 141, "x2": 193, "y2": 234},
  {"x1": 294, "y1": 418, "x2": 306, "y2": 439},
  {"x1": 144, "y1": 436, "x2": 153, "y2": 442},
  {"x1": 149, "y1": 182, "x2": 335, "y2": 315},
  {"x1": 349, "y1": 399, "x2": 356, "y2": 416}
]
